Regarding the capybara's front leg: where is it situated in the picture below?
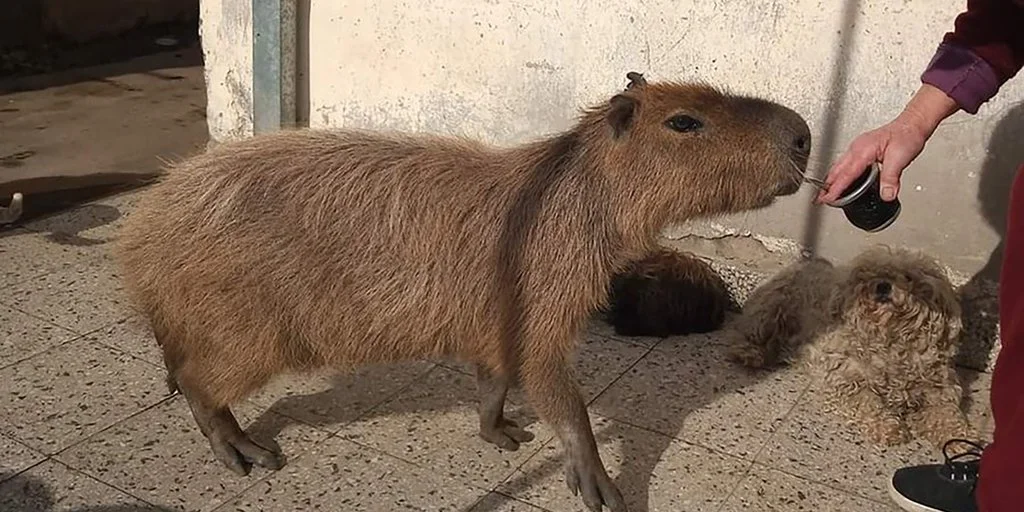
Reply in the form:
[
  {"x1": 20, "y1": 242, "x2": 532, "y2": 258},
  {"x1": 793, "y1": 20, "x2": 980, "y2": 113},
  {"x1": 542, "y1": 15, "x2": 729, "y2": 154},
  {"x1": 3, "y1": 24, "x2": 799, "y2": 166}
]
[
  {"x1": 523, "y1": 357, "x2": 627, "y2": 512},
  {"x1": 476, "y1": 365, "x2": 535, "y2": 451},
  {"x1": 176, "y1": 379, "x2": 284, "y2": 476}
]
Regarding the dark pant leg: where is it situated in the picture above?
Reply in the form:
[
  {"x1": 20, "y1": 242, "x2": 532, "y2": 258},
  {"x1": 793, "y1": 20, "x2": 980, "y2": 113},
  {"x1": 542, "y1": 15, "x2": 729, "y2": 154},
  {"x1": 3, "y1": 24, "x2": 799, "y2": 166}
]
[{"x1": 978, "y1": 163, "x2": 1024, "y2": 512}]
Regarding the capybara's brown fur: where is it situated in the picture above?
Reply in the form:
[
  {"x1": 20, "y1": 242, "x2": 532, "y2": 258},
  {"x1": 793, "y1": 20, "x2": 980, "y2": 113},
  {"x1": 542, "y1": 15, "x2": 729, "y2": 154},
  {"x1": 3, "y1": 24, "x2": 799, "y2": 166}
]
[
  {"x1": 116, "y1": 72, "x2": 811, "y2": 511},
  {"x1": 606, "y1": 248, "x2": 731, "y2": 337}
]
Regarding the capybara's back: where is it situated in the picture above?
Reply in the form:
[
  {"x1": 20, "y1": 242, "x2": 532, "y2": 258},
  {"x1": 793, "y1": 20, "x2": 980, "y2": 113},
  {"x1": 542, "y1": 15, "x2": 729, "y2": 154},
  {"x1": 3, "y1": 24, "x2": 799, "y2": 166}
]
[
  {"x1": 117, "y1": 72, "x2": 813, "y2": 511},
  {"x1": 119, "y1": 130, "x2": 517, "y2": 396}
]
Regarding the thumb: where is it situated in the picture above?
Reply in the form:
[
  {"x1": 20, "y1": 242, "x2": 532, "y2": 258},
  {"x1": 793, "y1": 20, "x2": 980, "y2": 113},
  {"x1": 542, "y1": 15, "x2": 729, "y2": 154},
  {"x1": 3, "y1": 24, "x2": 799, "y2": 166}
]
[{"x1": 877, "y1": 158, "x2": 907, "y2": 202}]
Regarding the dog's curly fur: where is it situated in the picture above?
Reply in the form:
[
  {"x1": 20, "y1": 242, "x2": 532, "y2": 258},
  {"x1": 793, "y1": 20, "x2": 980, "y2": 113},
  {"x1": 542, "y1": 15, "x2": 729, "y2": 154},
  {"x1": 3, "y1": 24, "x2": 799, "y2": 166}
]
[
  {"x1": 727, "y1": 245, "x2": 973, "y2": 448},
  {"x1": 605, "y1": 248, "x2": 731, "y2": 337}
]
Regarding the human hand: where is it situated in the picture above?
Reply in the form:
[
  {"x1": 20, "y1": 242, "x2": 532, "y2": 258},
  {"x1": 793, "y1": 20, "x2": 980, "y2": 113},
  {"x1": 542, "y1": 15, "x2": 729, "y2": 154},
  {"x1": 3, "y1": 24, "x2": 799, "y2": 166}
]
[
  {"x1": 815, "y1": 84, "x2": 958, "y2": 205},
  {"x1": 815, "y1": 119, "x2": 928, "y2": 204}
]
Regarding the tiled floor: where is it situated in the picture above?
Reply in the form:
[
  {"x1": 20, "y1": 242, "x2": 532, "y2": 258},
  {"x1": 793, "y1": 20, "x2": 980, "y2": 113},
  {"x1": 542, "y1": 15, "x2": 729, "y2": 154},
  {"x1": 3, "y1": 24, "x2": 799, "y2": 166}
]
[{"x1": 0, "y1": 189, "x2": 993, "y2": 512}]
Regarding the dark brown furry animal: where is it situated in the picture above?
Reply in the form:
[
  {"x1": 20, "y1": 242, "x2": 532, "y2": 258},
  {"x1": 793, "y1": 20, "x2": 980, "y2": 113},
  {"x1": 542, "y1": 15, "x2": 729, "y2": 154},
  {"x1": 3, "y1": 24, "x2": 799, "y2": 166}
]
[
  {"x1": 606, "y1": 248, "x2": 731, "y2": 337},
  {"x1": 115, "y1": 72, "x2": 812, "y2": 512}
]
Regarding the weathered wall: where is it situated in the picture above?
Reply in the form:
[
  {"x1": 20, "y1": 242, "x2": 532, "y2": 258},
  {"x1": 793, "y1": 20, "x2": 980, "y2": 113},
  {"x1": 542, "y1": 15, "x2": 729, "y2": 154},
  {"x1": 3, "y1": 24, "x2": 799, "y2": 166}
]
[{"x1": 199, "y1": 0, "x2": 1024, "y2": 278}]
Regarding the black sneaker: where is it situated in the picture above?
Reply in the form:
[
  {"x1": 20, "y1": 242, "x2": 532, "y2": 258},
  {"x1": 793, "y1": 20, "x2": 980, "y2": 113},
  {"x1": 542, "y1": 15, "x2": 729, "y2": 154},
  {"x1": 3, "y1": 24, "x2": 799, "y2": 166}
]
[{"x1": 888, "y1": 439, "x2": 984, "y2": 512}]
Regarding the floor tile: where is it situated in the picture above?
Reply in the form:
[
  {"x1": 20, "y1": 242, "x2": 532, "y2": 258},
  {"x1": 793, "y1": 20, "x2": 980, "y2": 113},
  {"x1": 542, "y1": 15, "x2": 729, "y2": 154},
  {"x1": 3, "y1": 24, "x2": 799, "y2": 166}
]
[
  {"x1": 88, "y1": 315, "x2": 165, "y2": 368},
  {"x1": 498, "y1": 416, "x2": 750, "y2": 512},
  {"x1": 0, "y1": 304, "x2": 78, "y2": 369},
  {"x1": 469, "y1": 492, "x2": 551, "y2": 511},
  {"x1": 21, "y1": 190, "x2": 141, "y2": 246},
  {"x1": 0, "y1": 228, "x2": 107, "y2": 289},
  {"x1": 219, "y1": 436, "x2": 483, "y2": 511},
  {"x1": 507, "y1": 332, "x2": 652, "y2": 406},
  {"x1": 336, "y1": 366, "x2": 555, "y2": 491},
  {"x1": 0, "y1": 459, "x2": 159, "y2": 511},
  {"x1": 57, "y1": 396, "x2": 328, "y2": 512},
  {"x1": 589, "y1": 333, "x2": 809, "y2": 459},
  {"x1": 247, "y1": 361, "x2": 434, "y2": 433},
  {"x1": 755, "y1": 382, "x2": 936, "y2": 503},
  {"x1": 720, "y1": 465, "x2": 896, "y2": 512},
  {"x1": 2, "y1": 260, "x2": 132, "y2": 334},
  {"x1": 0, "y1": 338, "x2": 169, "y2": 454},
  {"x1": 0, "y1": 434, "x2": 46, "y2": 483}
]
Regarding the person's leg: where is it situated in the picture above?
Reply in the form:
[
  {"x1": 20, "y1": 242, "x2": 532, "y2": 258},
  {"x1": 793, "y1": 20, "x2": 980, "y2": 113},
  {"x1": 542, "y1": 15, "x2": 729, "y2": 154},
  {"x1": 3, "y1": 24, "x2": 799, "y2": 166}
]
[
  {"x1": 889, "y1": 162, "x2": 1024, "y2": 512},
  {"x1": 976, "y1": 162, "x2": 1024, "y2": 510}
]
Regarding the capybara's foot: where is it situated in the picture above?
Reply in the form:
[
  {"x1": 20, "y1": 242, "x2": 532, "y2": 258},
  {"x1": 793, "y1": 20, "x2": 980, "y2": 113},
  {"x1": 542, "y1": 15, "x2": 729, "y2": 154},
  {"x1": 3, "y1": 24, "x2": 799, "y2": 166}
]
[
  {"x1": 479, "y1": 417, "x2": 535, "y2": 451},
  {"x1": 179, "y1": 384, "x2": 285, "y2": 476},
  {"x1": 208, "y1": 427, "x2": 285, "y2": 476},
  {"x1": 564, "y1": 455, "x2": 627, "y2": 512},
  {"x1": 475, "y1": 365, "x2": 533, "y2": 451}
]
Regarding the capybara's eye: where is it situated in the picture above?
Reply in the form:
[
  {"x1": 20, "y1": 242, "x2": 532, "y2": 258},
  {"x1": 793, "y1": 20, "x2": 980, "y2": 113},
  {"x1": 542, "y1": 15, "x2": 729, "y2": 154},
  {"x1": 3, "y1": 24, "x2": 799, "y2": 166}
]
[{"x1": 665, "y1": 114, "x2": 703, "y2": 133}]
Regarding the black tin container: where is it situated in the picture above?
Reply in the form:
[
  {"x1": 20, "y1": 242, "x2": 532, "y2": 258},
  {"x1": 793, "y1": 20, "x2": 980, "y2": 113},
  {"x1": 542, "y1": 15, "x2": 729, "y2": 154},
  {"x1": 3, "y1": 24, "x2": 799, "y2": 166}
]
[{"x1": 829, "y1": 163, "x2": 901, "y2": 233}]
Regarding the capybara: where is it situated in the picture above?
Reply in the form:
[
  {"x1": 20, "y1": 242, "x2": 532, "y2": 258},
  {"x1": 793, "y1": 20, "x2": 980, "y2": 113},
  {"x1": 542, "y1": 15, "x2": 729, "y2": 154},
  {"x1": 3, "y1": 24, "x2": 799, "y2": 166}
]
[
  {"x1": 606, "y1": 248, "x2": 731, "y2": 337},
  {"x1": 116, "y1": 71, "x2": 812, "y2": 512}
]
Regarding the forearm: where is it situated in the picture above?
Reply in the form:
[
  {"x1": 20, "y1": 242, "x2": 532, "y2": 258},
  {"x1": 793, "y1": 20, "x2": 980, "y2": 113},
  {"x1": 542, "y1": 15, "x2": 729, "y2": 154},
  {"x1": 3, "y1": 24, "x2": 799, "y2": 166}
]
[
  {"x1": 895, "y1": 84, "x2": 960, "y2": 140},
  {"x1": 919, "y1": 0, "x2": 1024, "y2": 114}
]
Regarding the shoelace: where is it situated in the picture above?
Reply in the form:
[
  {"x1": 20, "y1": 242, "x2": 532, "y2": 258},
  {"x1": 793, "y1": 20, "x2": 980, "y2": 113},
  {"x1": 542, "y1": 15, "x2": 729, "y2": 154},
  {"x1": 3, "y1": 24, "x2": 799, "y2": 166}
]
[{"x1": 942, "y1": 438, "x2": 985, "y2": 490}]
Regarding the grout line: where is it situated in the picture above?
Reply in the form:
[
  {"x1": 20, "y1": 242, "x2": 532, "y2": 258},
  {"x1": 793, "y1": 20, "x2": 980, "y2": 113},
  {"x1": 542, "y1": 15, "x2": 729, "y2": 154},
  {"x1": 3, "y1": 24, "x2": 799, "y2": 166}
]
[
  {"x1": 50, "y1": 394, "x2": 178, "y2": 461},
  {"x1": 256, "y1": 362, "x2": 441, "y2": 436},
  {"x1": 712, "y1": 374, "x2": 815, "y2": 512},
  {"x1": 45, "y1": 457, "x2": 176, "y2": 510},
  {"x1": 743, "y1": 460, "x2": 902, "y2": 508},
  {"x1": 466, "y1": 489, "x2": 557, "y2": 512},
  {"x1": 0, "y1": 312, "x2": 146, "y2": 372}
]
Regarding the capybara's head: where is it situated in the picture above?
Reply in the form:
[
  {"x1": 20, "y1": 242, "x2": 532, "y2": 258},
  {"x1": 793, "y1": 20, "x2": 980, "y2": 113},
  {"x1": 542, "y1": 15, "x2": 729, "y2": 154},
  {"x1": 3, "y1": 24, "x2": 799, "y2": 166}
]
[
  {"x1": 829, "y1": 246, "x2": 962, "y2": 349},
  {"x1": 585, "y1": 72, "x2": 812, "y2": 221}
]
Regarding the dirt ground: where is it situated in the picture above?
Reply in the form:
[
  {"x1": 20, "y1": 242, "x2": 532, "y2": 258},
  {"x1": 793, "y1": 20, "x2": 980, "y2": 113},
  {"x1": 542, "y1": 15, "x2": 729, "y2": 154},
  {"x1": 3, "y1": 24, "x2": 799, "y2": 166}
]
[{"x1": 0, "y1": 41, "x2": 207, "y2": 223}]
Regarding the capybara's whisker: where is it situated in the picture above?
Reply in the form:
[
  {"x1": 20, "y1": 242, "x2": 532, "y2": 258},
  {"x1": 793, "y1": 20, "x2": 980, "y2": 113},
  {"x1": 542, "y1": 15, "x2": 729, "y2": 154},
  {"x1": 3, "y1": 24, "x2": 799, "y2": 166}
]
[{"x1": 115, "y1": 71, "x2": 813, "y2": 511}]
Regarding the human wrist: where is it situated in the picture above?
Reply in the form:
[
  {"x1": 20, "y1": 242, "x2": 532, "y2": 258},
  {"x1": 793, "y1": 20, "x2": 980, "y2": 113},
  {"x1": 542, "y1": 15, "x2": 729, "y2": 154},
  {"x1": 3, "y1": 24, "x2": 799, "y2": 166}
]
[{"x1": 895, "y1": 84, "x2": 959, "y2": 140}]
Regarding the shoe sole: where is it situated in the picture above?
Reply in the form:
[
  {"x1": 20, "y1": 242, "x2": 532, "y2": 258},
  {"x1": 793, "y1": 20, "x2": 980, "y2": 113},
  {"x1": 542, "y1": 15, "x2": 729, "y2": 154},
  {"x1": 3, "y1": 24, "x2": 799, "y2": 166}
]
[{"x1": 888, "y1": 478, "x2": 944, "y2": 512}]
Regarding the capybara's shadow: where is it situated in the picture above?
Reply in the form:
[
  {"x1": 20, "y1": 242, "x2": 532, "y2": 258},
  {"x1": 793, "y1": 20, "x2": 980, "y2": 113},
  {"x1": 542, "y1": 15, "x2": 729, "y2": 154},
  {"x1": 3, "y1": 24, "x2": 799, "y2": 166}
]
[
  {"x1": 956, "y1": 102, "x2": 1024, "y2": 393},
  {"x1": 498, "y1": 323, "x2": 778, "y2": 512},
  {"x1": 0, "y1": 471, "x2": 173, "y2": 512},
  {"x1": 242, "y1": 316, "x2": 778, "y2": 512}
]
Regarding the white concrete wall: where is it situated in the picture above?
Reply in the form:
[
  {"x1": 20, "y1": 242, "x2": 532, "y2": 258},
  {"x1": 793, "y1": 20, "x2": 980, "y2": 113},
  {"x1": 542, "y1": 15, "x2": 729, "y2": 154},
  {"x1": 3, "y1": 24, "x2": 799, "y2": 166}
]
[{"x1": 198, "y1": 0, "x2": 1024, "y2": 277}]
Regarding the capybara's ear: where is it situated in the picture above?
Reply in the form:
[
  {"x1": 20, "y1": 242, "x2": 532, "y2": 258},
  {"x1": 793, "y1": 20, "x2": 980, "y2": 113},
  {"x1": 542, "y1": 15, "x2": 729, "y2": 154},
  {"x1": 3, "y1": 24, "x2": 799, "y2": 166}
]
[
  {"x1": 625, "y1": 71, "x2": 647, "y2": 89},
  {"x1": 607, "y1": 94, "x2": 638, "y2": 138}
]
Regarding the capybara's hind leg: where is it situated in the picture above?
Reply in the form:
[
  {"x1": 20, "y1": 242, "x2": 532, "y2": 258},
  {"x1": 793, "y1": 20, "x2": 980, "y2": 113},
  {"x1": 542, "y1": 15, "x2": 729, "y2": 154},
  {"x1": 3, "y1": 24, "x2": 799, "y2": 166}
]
[
  {"x1": 176, "y1": 380, "x2": 285, "y2": 475},
  {"x1": 155, "y1": 326, "x2": 284, "y2": 475},
  {"x1": 476, "y1": 365, "x2": 535, "y2": 451}
]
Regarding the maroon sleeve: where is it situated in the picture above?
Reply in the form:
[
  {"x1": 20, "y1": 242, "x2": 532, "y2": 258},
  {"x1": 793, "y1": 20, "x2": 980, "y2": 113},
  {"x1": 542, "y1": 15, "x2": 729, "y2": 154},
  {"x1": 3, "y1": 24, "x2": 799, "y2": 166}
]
[{"x1": 920, "y1": 0, "x2": 1024, "y2": 114}]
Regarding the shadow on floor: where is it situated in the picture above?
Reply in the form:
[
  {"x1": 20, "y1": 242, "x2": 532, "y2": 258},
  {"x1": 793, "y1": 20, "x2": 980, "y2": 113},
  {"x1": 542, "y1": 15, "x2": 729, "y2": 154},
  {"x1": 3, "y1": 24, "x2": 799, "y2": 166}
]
[
  {"x1": 0, "y1": 471, "x2": 172, "y2": 512},
  {"x1": 239, "y1": 330, "x2": 783, "y2": 512},
  {"x1": 956, "y1": 101, "x2": 1024, "y2": 386}
]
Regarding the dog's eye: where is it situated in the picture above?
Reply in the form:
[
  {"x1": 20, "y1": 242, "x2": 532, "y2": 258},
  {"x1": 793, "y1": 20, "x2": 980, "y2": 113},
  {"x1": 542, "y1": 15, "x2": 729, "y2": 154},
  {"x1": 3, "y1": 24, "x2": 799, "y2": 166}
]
[{"x1": 665, "y1": 115, "x2": 703, "y2": 133}]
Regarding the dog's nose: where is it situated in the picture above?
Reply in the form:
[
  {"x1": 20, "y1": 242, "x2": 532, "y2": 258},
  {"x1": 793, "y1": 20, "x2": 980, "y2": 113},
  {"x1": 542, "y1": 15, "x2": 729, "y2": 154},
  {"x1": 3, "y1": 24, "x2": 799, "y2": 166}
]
[{"x1": 875, "y1": 281, "x2": 892, "y2": 300}]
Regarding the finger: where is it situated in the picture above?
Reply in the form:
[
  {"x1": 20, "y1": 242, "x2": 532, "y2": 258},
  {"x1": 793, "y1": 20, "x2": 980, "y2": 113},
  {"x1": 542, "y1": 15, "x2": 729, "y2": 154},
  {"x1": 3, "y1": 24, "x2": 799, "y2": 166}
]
[
  {"x1": 877, "y1": 156, "x2": 909, "y2": 202},
  {"x1": 818, "y1": 153, "x2": 868, "y2": 204}
]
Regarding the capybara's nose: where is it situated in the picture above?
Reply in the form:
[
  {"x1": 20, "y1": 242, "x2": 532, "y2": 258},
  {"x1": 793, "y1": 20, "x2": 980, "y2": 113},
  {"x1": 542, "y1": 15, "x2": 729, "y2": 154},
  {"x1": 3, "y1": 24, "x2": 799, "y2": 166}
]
[{"x1": 793, "y1": 134, "x2": 811, "y2": 156}]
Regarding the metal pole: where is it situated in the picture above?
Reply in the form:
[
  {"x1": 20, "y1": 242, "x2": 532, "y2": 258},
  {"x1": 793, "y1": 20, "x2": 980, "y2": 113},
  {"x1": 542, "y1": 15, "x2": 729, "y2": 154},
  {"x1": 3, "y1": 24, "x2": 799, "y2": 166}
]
[{"x1": 252, "y1": 0, "x2": 296, "y2": 134}]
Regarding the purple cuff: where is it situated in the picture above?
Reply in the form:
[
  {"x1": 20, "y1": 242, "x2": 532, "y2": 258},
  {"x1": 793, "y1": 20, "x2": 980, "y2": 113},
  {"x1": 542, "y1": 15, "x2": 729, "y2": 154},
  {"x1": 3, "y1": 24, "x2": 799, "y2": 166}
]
[{"x1": 920, "y1": 43, "x2": 1002, "y2": 114}]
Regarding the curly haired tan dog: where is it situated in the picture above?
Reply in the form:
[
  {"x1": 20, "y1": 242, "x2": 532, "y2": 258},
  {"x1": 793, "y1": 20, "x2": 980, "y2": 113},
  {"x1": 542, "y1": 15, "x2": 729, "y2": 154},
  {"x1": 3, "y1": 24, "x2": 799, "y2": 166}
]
[
  {"x1": 728, "y1": 246, "x2": 972, "y2": 448},
  {"x1": 605, "y1": 248, "x2": 731, "y2": 337}
]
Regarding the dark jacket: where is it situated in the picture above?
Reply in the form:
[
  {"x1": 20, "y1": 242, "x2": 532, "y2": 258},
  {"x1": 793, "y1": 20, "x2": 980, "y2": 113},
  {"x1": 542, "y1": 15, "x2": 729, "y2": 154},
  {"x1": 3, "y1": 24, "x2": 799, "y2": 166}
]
[{"x1": 920, "y1": 0, "x2": 1024, "y2": 113}]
